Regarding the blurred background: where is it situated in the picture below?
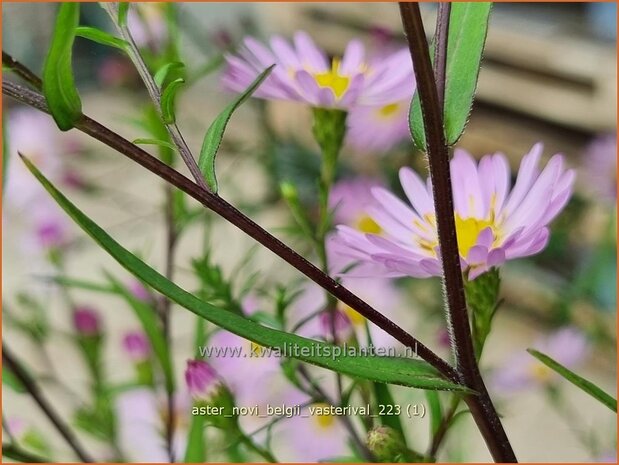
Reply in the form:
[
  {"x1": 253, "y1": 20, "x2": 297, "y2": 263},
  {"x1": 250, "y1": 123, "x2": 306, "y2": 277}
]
[{"x1": 3, "y1": 2, "x2": 617, "y2": 463}]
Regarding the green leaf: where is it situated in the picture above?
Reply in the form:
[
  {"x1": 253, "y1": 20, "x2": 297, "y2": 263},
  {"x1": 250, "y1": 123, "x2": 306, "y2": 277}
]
[
  {"x1": 106, "y1": 274, "x2": 175, "y2": 392},
  {"x1": 133, "y1": 138, "x2": 178, "y2": 152},
  {"x1": 198, "y1": 65, "x2": 274, "y2": 193},
  {"x1": 409, "y1": 3, "x2": 491, "y2": 149},
  {"x1": 42, "y1": 3, "x2": 82, "y2": 131},
  {"x1": 3, "y1": 366, "x2": 26, "y2": 393},
  {"x1": 425, "y1": 390, "x2": 443, "y2": 436},
  {"x1": 528, "y1": 349, "x2": 617, "y2": 412},
  {"x1": 183, "y1": 415, "x2": 206, "y2": 462},
  {"x1": 22, "y1": 156, "x2": 468, "y2": 393},
  {"x1": 118, "y1": 2, "x2": 129, "y2": 27},
  {"x1": 443, "y1": 2, "x2": 491, "y2": 145},
  {"x1": 47, "y1": 275, "x2": 115, "y2": 294},
  {"x1": 160, "y1": 78, "x2": 185, "y2": 124},
  {"x1": 154, "y1": 61, "x2": 185, "y2": 87},
  {"x1": 75, "y1": 26, "x2": 128, "y2": 51}
]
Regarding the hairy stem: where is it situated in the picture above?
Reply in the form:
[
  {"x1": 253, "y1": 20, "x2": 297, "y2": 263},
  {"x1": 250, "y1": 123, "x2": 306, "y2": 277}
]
[
  {"x1": 398, "y1": 3, "x2": 516, "y2": 462},
  {"x1": 2, "y1": 344, "x2": 95, "y2": 462},
  {"x1": 2, "y1": 78, "x2": 457, "y2": 382}
]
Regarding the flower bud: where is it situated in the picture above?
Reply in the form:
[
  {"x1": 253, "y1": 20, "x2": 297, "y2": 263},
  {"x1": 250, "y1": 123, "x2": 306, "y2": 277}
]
[
  {"x1": 367, "y1": 426, "x2": 407, "y2": 462},
  {"x1": 185, "y1": 359, "x2": 223, "y2": 403},
  {"x1": 319, "y1": 309, "x2": 354, "y2": 344},
  {"x1": 72, "y1": 306, "x2": 101, "y2": 336},
  {"x1": 185, "y1": 359, "x2": 236, "y2": 430},
  {"x1": 122, "y1": 331, "x2": 151, "y2": 363}
]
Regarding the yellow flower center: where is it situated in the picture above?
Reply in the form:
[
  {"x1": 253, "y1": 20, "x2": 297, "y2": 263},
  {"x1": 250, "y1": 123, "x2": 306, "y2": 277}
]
[
  {"x1": 454, "y1": 215, "x2": 494, "y2": 257},
  {"x1": 378, "y1": 103, "x2": 401, "y2": 117},
  {"x1": 312, "y1": 403, "x2": 336, "y2": 429},
  {"x1": 314, "y1": 59, "x2": 350, "y2": 99},
  {"x1": 414, "y1": 213, "x2": 497, "y2": 258},
  {"x1": 355, "y1": 214, "x2": 382, "y2": 234},
  {"x1": 338, "y1": 302, "x2": 366, "y2": 327},
  {"x1": 530, "y1": 363, "x2": 552, "y2": 383}
]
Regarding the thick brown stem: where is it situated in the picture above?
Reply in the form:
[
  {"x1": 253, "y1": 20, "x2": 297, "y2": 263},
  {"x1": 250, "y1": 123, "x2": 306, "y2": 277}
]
[{"x1": 398, "y1": 3, "x2": 516, "y2": 462}]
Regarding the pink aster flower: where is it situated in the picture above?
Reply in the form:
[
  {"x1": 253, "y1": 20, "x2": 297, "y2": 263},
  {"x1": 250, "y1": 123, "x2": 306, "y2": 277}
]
[
  {"x1": 492, "y1": 327, "x2": 589, "y2": 393},
  {"x1": 332, "y1": 144, "x2": 575, "y2": 280},
  {"x1": 346, "y1": 101, "x2": 411, "y2": 153},
  {"x1": 222, "y1": 31, "x2": 414, "y2": 109}
]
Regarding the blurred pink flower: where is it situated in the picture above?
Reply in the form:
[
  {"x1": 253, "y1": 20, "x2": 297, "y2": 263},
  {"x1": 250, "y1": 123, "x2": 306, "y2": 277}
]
[
  {"x1": 5, "y1": 108, "x2": 64, "y2": 209},
  {"x1": 126, "y1": 3, "x2": 167, "y2": 50},
  {"x1": 492, "y1": 327, "x2": 589, "y2": 393},
  {"x1": 332, "y1": 144, "x2": 575, "y2": 280},
  {"x1": 222, "y1": 31, "x2": 414, "y2": 109},
  {"x1": 292, "y1": 243, "x2": 404, "y2": 350},
  {"x1": 128, "y1": 279, "x2": 153, "y2": 303},
  {"x1": 114, "y1": 388, "x2": 188, "y2": 462},
  {"x1": 206, "y1": 329, "x2": 282, "y2": 403},
  {"x1": 582, "y1": 133, "x2": 616, "y2": 203},
  {"x1": 329, "y1": 177, "x2": 384, "y2": 231},
  {"x1": 25, "y1": 197, "x2": 73, "y2": 251},
  {"x1": 72, "y1": 306, "x2": 101, "y2": 336},
  {"x1": 122, "y1": 331, "x2": 151, "y2": 362},
  {"x1": 319, "y1": 309, "x2": 354, "y2": 344},
  {"x1": 279, "y1": 402, "x2": 350, "y2": 461},
  {"x1": 346, "y1": 101, "x2": 411, "y2": 153}
]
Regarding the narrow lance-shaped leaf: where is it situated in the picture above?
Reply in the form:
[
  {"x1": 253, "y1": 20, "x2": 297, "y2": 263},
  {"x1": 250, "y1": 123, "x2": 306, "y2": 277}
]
[
  {"x1": 198, "y1": 65, "x2": 274, "y2": 193},
  {"x1": 118, "y1": 2, "x2": 129, "y2": 27},
  {"x1": 154, "y1": 61, "x2": 185, "y2": 88},
  {"x1": 442, "y1": 2, "x2": 492, "y2": 145},
  {"x1": 409, "y1": 3, "x2": 491, "y2": 150},
  {"x1": 21, "y1": 156, "x2": 469, "y2": 393},
  {"x1": 528, "y1": 349, "x2": 617, "y2": 412},
  {"x1": 42, "y1": 3, "x2": 82, "y2": 131},
  {"x1": 75, "y1": 26, "x2": 128, "y2": 51},
  {"x1": 160, "y1": 78, "x2": 185, "y2": 124},
  {"x1": 133, "y1": 138, "x2": 178, "y2": 152}
]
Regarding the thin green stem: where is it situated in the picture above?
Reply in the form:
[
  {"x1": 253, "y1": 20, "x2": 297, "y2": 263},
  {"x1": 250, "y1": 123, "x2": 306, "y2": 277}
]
[{"x1": 100, "y1": 2, "x2": 209, "y2": 192}]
